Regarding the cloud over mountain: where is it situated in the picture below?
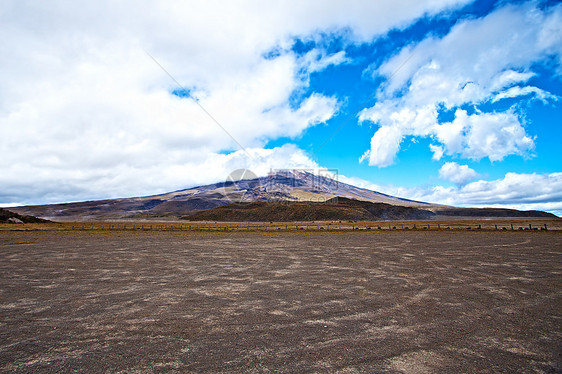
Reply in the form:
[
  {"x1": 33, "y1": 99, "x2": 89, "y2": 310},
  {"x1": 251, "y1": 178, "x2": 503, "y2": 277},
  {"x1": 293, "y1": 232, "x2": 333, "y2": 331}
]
[{"x1": 0, "y1": 0, "x2": 470, "y2": 204}]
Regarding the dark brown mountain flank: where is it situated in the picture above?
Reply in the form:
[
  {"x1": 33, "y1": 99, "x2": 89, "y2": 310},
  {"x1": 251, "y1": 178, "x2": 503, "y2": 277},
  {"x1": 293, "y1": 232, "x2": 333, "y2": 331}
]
[
  {"x1": 0, "y1": 208, "x2": 50, "y2": 223},
  {"x1": 435, "y1": 207, "x2": 556, "y2": 218},
  {"x1": 182, "y1": 197, "x2": 435, "y2": 222}
]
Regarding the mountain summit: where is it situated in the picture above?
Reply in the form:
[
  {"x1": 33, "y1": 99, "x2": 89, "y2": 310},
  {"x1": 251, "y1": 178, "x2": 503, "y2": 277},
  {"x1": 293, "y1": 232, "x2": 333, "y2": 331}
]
[{"x1": 221, "y1": 169, "x2": 431, "y2": 207}]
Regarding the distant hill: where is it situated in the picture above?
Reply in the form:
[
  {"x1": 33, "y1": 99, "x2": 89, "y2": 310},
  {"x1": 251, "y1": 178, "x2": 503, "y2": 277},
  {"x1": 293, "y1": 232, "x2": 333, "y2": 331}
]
[
  {"x1": 0, "y1": 208, "x2": 50, "y2": 223},
  {"x1": 182, "y1": 197, "x2": 436, "y2": 222}
]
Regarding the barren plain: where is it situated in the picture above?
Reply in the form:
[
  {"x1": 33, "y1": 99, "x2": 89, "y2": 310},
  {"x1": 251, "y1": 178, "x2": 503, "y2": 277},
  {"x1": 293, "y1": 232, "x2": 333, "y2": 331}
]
[{"x1": 0, "y1": 229, "x2": 560, "y2": 373}]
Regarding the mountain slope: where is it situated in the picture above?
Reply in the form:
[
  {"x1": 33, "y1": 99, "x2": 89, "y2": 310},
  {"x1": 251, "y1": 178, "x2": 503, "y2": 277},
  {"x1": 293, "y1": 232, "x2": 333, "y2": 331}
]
[
  {"x1": 0, "y1": 208, "x2": 50, "y2": 223},
  {"x1": 8, "y1": 170, "x2": 557, "y2": 220},
  {"x1": 10, "y1": 170, "x2": 435, "y2": 220},
  {"x1": 182, "y1": 197, "x2": 436, "y2": 222}
]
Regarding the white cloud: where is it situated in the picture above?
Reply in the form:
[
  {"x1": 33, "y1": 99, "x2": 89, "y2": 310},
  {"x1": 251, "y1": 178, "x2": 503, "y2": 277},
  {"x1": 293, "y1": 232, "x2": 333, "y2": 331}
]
[
  {"x1": 0, "y1": 203, "x2": 23, "y2": 208},
  {"x1": 360, "y1": 2, "x2": 562, "y2": 166},
  {"x1": 438, "y1": 162, "x2": 480, "y2": 185},
  {"x1": 360, "y1": 125, "x2": 404, "y2": 167},
  {"x1": 492, "y1": 85, "x2": 559, "y2": 103},
  {"x1": 302, "y1": 170, "x2": 562, "y2": 216},
  {"x1": 489, "y1": 70, "x2": 535, "y2": 92},
  {"x1": 0, "y1": 144, "x2": 319, "y2": 205},
  {"x1": 433, "y1": 109, "x2": 535, "y2": 161},
  {"x1": 394, "y1": 172, "x2": 562, "y2": 216},
  {"x1": 345, "y1": 172, "x2": 562, "y2": 216},
  {"x1": 0, "y1": 0, "x2": 470, "y2": 204},
  {"x1": 301, "y1": 50, "x2": 351, "y2": 73},
  {"x1": 429, "y1": 144, "x2": 444, "y2": 160},
  {"x1": 338, "y1": 169, "x2": 562, "y2": 215}
]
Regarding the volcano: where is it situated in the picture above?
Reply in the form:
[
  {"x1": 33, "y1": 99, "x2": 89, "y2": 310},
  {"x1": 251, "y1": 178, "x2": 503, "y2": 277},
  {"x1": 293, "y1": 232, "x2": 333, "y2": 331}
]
[{"x1": 9, "y1": 170, "x2": 556, "y2": 221}]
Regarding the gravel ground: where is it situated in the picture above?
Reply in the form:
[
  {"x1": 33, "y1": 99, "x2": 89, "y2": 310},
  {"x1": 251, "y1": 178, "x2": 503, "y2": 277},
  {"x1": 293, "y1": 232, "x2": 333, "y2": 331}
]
[{"x1": 0, "y1": 230, "x2": 560, "y2": 373}]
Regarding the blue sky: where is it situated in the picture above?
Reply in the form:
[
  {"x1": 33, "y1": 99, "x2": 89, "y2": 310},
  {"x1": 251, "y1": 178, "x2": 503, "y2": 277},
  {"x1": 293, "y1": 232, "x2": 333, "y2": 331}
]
[
  {"x1": 1, "y1": 0, "x2": 561, "y2": 214},
  {"x1": 273, "y1": 0, "x2": 562, "y2": 187}
]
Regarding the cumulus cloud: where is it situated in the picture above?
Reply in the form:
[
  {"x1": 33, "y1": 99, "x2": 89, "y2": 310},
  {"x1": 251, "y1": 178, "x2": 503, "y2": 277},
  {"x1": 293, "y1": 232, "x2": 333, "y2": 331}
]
[
  {"x1": 438, "y1": 162, "x2": 480, "y2": 185},
  {"x1": 348, "y1": 172, "x2": 562, "y2": 216},
  {"x1": 360, "y1": 2, "x2": 562, "y2": 167},
  {"x1": 429, "y1": 144, "x2": 444, "y2": 161},
  {"x1": 0, "y1": 144, "x2": 319, "y2": 205},
  {"x1": 419, "y1": 172, "x2": 562, "y2": 216},
  {"x1": 0, "y1": 0, "x2": 470, "y2": 204},
  {"x1": 359, "y1": 126, "x2": 404, "y2": 167},
  {"x1": 433, "y1": 109, "x2": 535, "y2": 161}
]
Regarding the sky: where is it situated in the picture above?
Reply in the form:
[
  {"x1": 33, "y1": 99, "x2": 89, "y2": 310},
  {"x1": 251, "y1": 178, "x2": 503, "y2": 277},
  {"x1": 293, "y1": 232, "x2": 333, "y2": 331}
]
[{"x1": 1, "y1": 0, "x2": 561, "y2": 215}]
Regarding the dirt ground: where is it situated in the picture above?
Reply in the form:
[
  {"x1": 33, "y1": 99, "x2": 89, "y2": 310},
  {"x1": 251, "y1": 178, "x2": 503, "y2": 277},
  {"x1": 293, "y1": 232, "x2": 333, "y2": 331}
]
[{"x1": 0, "y1": 230, "x2": 560, "y2": 373}]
